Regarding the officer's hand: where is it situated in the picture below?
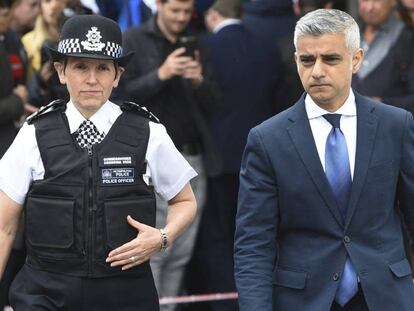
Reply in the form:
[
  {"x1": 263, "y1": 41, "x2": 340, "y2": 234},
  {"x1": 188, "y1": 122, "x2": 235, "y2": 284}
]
[
  {"x1": 158, "y1": 47, "x2": 192, "y2": 81},
  {"x1": 105, "y1": 215, "x2": 162, "y2": 270},
  {"x1": 183, "y1": 50, "x2": 203, "y2": 87}
]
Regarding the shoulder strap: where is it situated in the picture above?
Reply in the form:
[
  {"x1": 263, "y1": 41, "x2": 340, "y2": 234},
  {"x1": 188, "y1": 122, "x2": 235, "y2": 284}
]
[
  {"x1": 26, "y1": 99, "x2": 67, "y2": 125},
  {"x1": 120, "y1": 101, "x2": 160, "y2": 123}
]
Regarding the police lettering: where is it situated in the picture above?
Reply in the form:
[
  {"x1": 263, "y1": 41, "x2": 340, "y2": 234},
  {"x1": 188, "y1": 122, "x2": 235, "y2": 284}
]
[
  {"x1": 102, "y1": 178, "x2": 134, "y2": 184},
  {"x1": 102, "y1": 179, "x2": 117, "y2": 184},
  {"x1": 115, "y1": 170, "x2": 130, "y2": 177},
  {"x1": 118, "y1": 178, "x2": 134, "y2": 183}
]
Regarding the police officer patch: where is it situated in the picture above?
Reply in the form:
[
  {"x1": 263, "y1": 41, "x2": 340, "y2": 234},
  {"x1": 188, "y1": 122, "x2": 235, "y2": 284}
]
[
  {"x1": 101, "y1": 168, "x2": 135, "y2": 185},
  {"x1": 99, "y1": 156, "x2": 137, "y2": 186}
]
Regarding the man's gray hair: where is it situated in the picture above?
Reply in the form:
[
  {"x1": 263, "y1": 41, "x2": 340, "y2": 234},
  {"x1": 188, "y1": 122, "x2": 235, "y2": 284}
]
[{"x1": 294, "y1": 9, "x2": 360, "y2": 54}]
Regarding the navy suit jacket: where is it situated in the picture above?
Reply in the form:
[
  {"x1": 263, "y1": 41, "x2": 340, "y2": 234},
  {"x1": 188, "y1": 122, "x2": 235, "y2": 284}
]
[
  {"x1": 203, "y1": 24, "x2": 281, "y2": 173},
  {"x1": 234, "y1": 93, "x2": 414, "y2": 310}
]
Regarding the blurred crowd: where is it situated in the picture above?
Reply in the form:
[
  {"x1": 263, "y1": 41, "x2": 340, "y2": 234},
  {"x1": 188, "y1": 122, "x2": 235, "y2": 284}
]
[{"x1": 0, "y1": 0, "x2": 413, "y2": 310}]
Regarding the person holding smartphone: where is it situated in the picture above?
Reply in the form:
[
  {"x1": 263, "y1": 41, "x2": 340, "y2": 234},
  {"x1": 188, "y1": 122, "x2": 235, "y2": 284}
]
[{"x1": 119, "y1": 0, "x2": 220, "y2": 309}]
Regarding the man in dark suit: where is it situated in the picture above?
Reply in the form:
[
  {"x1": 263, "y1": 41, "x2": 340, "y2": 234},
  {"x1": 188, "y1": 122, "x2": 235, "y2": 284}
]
[
  {"x1": 189, "y1": 1, "x2": 281, "y2": 310},
  {"x1": 234, "y1": 8, "x2": 414, "y2": 311}
]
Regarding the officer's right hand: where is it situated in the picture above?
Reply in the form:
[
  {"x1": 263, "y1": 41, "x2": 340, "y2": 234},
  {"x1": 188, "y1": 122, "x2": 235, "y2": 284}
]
[
  {"x1": 13, "y1": 84, "x2": 28, "y2": 103},
  {"x1": 158, "y1": 47, "x2": 192, "y2": 81},
  {"x1": 105, "y1": 215, "x2": 163, "y2": 270}
]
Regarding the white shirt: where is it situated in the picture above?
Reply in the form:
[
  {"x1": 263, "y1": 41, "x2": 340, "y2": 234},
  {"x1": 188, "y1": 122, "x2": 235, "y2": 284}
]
[
  {"x1": 305, "y1": 91, "x2": 357, "y2": 178},
  {"x1": 0, "y1": 101, "x2": 197, "y2": 205}
]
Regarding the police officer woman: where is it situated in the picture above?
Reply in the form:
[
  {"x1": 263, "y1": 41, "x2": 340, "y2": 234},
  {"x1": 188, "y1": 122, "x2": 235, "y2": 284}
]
[{"x1": 0, "y1": 14, "x2": 197, "y2": 310}]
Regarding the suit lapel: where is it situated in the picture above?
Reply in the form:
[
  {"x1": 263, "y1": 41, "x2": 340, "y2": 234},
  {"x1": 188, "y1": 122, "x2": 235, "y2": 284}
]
[
  {"x1": 287, "y1": 98, "x2": 343, "y2": 226},
  {"x1": 345, "y1": 94, "x2": 378, "y2": 229}
]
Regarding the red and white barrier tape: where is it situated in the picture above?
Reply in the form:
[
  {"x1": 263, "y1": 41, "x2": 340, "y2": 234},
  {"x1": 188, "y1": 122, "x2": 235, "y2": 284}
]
[
  {"x1": 159, "y1": 292, "x2": 238, "y2": 305},
  {"x1": 2, "y1": 293, "x2": 238, "y2": 309}
]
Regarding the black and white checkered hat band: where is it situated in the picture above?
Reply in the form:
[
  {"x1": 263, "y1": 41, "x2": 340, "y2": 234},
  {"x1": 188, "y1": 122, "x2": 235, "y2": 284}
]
[
  {"x1": 58, "y1": 38, "x2": 123, "y2": 58},
  {"x1": 58, "y1": 39, "x2": 81, "y2": 54},
  {"x1": 106, "y1": 42, "x2": 123, "y2": 58}
]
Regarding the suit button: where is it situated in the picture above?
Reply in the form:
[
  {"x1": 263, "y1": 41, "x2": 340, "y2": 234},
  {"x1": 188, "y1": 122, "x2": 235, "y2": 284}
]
[
  {"x1": 333, "y1": 273, "x2": 339, "y2": 281},
  {"x1": 344, "y1": 235, "x2": 351, "y2": 243}
]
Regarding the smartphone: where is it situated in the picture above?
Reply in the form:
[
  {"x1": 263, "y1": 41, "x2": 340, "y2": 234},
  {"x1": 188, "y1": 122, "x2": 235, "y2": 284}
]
[{"x1": 178, "y1": 36, "x2": 197, "y2": 58}]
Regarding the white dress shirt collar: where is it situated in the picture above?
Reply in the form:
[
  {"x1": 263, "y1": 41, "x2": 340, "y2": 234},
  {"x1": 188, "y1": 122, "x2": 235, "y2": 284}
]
[
  {"x1": 304, "y1": 90, "x2": 357, "y2": 178},
  {"x1": 305, "y1": 90, "x2": 356, "y2": 120},
  {"x1": 65, "y1": 100, "x2": 121, "y2": 135}
]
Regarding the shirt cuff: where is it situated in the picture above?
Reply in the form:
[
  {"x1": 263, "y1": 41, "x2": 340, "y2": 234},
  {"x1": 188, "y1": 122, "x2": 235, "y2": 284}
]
[
  {"x1": 0, "y1": 180, "x2": 25, "y2": 205},
  {"x1": 157, "y1": 168, "x2": 197, "y2": 201}
]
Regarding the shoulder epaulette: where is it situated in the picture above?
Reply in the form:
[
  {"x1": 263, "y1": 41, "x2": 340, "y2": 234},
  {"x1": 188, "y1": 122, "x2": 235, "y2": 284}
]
[
  {"x1": 121, "y1": 101, "x2": 160, "y2": 123},
  {"x1": 26, "y1": 99, "x2": 67, "y2": 125}
]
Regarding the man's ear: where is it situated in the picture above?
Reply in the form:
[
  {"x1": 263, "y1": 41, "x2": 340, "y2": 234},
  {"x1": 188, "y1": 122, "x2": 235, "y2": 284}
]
[
  {"x1": 351, "y1": 48, "x2": 364, "y2": 74},
  {"x1": 53, "y1": 61, "x2": 66, "y2": 84}
]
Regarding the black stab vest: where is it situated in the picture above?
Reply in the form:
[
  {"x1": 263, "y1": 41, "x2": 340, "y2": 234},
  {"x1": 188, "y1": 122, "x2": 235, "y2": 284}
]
[{"x1": 24, "y1": 105, "x2": 156, "y2": 278}]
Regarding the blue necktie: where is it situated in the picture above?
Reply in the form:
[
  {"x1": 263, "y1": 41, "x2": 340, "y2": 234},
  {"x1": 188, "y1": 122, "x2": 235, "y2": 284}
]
[{"x1": 324, "y1": 114, "x2": 358, "y2": 307}]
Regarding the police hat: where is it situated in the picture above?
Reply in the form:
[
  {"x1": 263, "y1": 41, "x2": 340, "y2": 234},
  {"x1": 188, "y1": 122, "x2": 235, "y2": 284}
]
[{"x1": 48, "y1": 14, "x2": 133, "y2": 66}]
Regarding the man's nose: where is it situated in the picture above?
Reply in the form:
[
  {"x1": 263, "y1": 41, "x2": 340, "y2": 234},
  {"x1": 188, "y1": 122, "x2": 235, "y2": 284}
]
[
  {"x1": 177, "y1": 11, "x2": 189, "y2": 22},
  {"x1": 311, "y1": 59, "x2": 326, "y2": 79}
]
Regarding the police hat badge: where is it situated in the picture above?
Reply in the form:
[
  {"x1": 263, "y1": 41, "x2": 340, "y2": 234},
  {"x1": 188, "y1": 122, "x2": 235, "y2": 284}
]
[{"x1": 48, "y1": 14, "x2": 134, "y2": 66}]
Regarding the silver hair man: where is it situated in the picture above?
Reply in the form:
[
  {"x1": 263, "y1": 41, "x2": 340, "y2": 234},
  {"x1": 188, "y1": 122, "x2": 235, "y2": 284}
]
[{"x1": 294, "y1": 9, "x2": 360, "y2": 55}]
